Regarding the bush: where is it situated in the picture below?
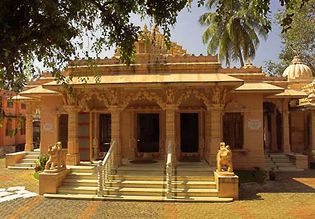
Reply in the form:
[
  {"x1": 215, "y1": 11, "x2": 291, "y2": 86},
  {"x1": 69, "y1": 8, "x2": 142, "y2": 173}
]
[
  {"x1": 253, "y1": 167, "x2": 267, "y2": 184},
  {"x1": 34, "y1": 154, "x2": 49, "y2": 172}
]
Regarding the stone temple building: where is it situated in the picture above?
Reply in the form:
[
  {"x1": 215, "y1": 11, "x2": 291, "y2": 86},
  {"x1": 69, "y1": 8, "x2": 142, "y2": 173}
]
[{"x1": 6, "y1": 26, "x2": 315, "y2": 201}]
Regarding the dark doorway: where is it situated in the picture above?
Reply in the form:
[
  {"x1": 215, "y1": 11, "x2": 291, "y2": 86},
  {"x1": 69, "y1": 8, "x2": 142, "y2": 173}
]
[
  {"x1": 137, "y1": 113, "x2": 160, "y2": 152},
  {"x1": 58, "y1": 114, "x2": 68, "y2": 149},
  {"x1": 99, "y1": 114, "x2": 111, "y2": 152},
  {"x1": 180, "y1": 113, "x2": 199, "y2": 152}
]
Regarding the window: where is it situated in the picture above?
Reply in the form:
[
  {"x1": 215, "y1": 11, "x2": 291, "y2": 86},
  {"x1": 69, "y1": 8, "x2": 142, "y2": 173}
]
[
  {"x1": 223, "y1": 113, "x2": 243, "y2": 149},
  {"x1": 5, "y1": 118, "x2": 12, "y2": 136},
  {"x1": 20, "y1": 117, "x2": 26, "y2": 135},
  {"x1": 21, "y1": 103, "x2": 26, "y2": 109},
  {"x1": 7, "y1": 100, "x2": 13, "y2": 108}
]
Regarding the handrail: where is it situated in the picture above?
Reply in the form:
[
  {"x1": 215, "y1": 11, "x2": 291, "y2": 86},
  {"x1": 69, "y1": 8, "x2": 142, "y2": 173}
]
[
  {"x1": 97, "y1": 140, "x2": 116, "y2": 196},
  {"x1": 165, "y1": 140, "x2": 173, "y2": 199}
]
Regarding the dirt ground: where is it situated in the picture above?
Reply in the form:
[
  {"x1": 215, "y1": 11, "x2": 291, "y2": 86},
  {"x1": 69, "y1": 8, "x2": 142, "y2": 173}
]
[{"x1": 0, "y1": 157, "x2": 315, "y2": 219}]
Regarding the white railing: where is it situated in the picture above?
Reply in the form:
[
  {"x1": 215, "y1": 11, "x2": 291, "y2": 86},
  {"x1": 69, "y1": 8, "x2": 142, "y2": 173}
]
[
  {"x1": 165, "y1": 140, "x2": 173, "y2": 199},
  {"x1": 97, "y1": 140, "x2": 116, "y2": 196}
]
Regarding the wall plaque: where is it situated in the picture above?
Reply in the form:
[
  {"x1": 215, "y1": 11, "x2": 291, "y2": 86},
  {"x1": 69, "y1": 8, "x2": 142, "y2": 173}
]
[
  {"x1": 43, "y1": 123, "x2": 53, "y2": 132},
  {"x1": 248, "y1": 119, "x2": 261, "y2": 130}
]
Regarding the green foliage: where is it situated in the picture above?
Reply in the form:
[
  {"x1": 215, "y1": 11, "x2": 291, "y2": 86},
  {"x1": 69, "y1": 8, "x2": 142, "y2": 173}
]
[
  {"x1": 199, "y1": 0, "x2": 271, "y2": 66},
  {"x1": 264, "y1": 0, "x2": 314, "y2": 76},
  {"x1": 0, "y1": 0, "x2": 307, "y2": 91},
  {"x1": 0, "y1": 0, "x2": 189, "y2": 92},
  {"x1": 34, "y1": 154, "x2": 49, "y2": 172}
]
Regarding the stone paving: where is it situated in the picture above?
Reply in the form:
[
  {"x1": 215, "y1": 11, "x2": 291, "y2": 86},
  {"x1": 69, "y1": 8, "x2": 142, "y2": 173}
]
[{"x1": 0, "y1": 157, "x2": 315, "y2": 219}]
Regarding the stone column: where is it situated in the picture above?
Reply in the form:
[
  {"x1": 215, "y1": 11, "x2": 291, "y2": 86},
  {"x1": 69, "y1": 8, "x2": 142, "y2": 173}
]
[
  {"x1": 93, "y1": 112, "x2": 99, "y2": 159},
  {"x1": 109, "y1": 106, "x2": 122, "y2": 167},
  {"x1": 282, "y1": 100, "x2": 291, "y2": 153},
  {"x1": 204, "y1": 109, "x2": 211, "y2": 163},
  {"x1": 64, "y1": 105, "x2": 80, "y2": 165},
  {"x1": 311, "y1": 111, "x2": 315, "y2": 157},
  {"x1": 165, "y1": 104, "x2": 177, "y2": 164},
  {"x1": 208, "y1": 104, "x2": 224, "y2": 166},
  {"x1": 24, "y1": 103, "x2": 34, "y2": 151},
  {"x1": 270, "y1": 111, "x2": 277, "y2": 152}
]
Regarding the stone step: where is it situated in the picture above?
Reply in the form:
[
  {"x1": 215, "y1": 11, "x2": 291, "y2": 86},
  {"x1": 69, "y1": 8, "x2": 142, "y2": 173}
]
[
  {"x1": 104, "y1": 187, "x2": 166, "y2": 196},
  {"x1": 27, "y1": 151, "x2": 40, "y2": 155},
  {"x1": 173, "y1": 181, "x2": 216, "y2": 189},
  {"x1": 63, "y1": 179, "x2": 98, "y2": 187},
  {"x1": 44, "y1": 193, "x2": 233, "y2": 202},
  {"x1": 57, "y1": 186, "x2": 98, "y2": 195},
  {"x1": 277, "y1": 167, "x2": 304, "y2": 172},
  {"x1": 173, "y1": 188, "x2": 218, "y2": 197},
  {"x1": 24, "y1": 155, "x2": 39, "y2": 159},
  {"x1": 276, "y1": 163, "x2": 295, "y2": 167},
  {"x1": 7, "y1": 166, "x2": 35, "y2": 170},
  {"x1": 109, "y1": 175, "x2": 164, "y2": 181},
  {"x1": 21, "y1": 158, "x2": 37, "y2": 163},
  {"x1": 14, "y1": 163, "x2": 36, "y2": 167},
  {"x1": 106, "y1": 180, "x2": 165, "y2": 188},
  {"x1": 67, "y1": 172, "x2": 98, "y2": 179},
  {"x1": 173, "y1": 175, "x2": 214, "y2": 181}
]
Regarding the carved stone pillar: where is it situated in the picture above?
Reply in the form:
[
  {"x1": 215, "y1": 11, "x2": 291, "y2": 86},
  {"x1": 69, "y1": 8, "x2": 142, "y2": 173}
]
[
  {"x1": 205, "y1": 109, "x2": 211, "y2": 163},
  {"x1": 165, "y1": 104, "x2": 177, "y2": 164},
  {"x1": 271, "y1": 111, "x2": 277, "y2": 152},
  {"x1": 311, "y1": 111, "x2": 315, "y2": 155},
  {"x1": 282, "y1": 100, "x2": 291, "y2": 153},
  {"x1": 64, "y1": 105, "x2": 80, "y2": 165},
  {"x1": 24, "y1": 103, "x2": 34, "y2": 151},
  {"x1": 109, "y1": 106, "x2": 122, "y2": 167},
  {"x1": 208, "y1": 104, "x2": 224, "y2": 166}
]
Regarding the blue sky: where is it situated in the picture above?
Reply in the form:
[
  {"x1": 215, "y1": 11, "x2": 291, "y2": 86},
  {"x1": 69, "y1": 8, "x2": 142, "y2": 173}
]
[{"x1": 124, "y1": 1, "x2": 283, "y2": 68}]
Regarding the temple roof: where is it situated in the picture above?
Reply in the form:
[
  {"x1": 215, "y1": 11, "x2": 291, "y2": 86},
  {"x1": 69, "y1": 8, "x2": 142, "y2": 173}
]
[
  {"x1": 20, "y1": 85, "x2": 59, "y2": 97},
  {"x1": 283, "y1": 56, "x2": 313, "y2": 82},
  {"x1": 267, "y1": 89, "x2": 307, "y2": 99},
  {"x1": 43, "y1": 73, "x2": 243, "y2": 87},
  {"x1": 234, "y1": 83, "x2": 284, "y2": 93}
]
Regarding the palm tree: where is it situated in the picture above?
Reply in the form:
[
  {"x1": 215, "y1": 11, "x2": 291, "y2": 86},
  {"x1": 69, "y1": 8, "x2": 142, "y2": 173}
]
[{"x1": 199, "y1": 0, "x2": 270, "y2": 67}]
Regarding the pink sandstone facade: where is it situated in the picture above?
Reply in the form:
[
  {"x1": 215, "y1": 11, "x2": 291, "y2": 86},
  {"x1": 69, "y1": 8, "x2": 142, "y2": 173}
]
[
  {"x1": 17, "y1": 28, "x2": 315, "y2": 171},
  {"x1": 0, "y1": 90, "x2": 26, "y2": 154}
]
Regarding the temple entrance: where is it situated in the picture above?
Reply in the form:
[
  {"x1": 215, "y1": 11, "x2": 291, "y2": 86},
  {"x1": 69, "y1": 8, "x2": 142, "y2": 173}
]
[
  {"x1": 99, "y1": 114, "x2": 111, "y2": 152},
  {"x1": 180, "y1": 113, "x2": 199, "y2": 161},
  {"x1": 137, "y1": 113, "x2": 160, "y2": 152},
  {"x1": 263, "y1": 102, "x2": 283, "y2": 153}
]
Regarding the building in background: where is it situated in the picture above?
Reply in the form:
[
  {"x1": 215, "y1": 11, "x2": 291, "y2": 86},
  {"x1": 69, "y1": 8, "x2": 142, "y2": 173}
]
[{"x1": 0, "y1": 90, "x2": 26, "y2": 155}]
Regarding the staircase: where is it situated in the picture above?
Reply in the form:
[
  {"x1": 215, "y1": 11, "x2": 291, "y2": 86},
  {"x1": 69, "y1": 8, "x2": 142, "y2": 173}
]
[
  {"x1": 8, "y1": 150, "x2": 40, "y2": 170},
  {"x1": 56, "y1": 165, "x2": 98, "y2": 196},
  {"x1": 45, "y1": 161, "x2": 232, "y2": 202},
  {"x1": 265, "y1": 153, "x2": 303, "y2": 171}
]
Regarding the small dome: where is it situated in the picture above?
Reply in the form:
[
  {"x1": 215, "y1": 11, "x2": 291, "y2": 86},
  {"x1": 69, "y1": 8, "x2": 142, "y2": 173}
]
[{"x1": 283, "y1": 56, "x2": 313, "y2": 82}]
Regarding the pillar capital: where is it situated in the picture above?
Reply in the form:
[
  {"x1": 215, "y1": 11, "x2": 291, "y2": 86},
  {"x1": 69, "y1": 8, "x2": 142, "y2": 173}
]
[
  {"x1": 107, "y1": 105, "x2": 123, "y2": 113},
  {"x1": 163, "y1": 104, "x2": 178, "y2": 111},
  {"x1": 64, "y1": 105, "x2": 80, "y2": 113},
  {"x1": 207, "y1": 104, "x2": 224, "y2": 111}
]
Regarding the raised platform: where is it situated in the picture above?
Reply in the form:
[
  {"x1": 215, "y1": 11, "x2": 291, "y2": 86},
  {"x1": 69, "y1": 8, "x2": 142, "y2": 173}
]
[{"x1": 44, "y1": 159, "x2": 237, "y2": 202}]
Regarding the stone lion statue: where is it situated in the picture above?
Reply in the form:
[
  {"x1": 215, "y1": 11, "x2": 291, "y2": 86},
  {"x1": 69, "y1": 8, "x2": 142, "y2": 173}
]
[
  {"x1": 45, "y1": 142, "x2": 64, "y2": 170},
  {"x1": 216, "y1": 142, "x2": 233, "y2": 172}
]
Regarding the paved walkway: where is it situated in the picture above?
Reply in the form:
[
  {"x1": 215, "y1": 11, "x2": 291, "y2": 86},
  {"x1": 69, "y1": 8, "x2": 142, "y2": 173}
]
[{"x1": 0, "y1": 157, "x2": 315, "y2": 219}]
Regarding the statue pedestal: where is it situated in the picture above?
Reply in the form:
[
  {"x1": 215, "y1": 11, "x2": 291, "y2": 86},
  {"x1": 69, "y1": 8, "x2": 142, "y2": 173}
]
[
  {"x1": 39, "y1": 169, "x2": 70, "y2": 195},
  {"x1": 214, "y1": 171, "x2": 239, "y2": 200}
]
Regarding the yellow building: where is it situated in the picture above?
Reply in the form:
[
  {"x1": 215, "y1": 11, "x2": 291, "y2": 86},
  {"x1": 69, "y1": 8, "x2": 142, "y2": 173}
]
[{"x1": 7, "y1": 27, "x2": 314, "y2": 201}]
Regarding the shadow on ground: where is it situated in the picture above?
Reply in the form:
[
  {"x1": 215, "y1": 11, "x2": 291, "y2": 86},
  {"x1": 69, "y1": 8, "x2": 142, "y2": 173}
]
[{"x1": 240, "y1": 170, "x2": 315, "y2": 200}]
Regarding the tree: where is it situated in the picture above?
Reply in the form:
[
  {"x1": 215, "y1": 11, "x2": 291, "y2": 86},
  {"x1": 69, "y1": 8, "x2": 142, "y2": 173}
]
[
  {"x1": 199, "y1": 0, "x2": 271, "y2": 66},
  {"x1": 264, "y1": 0, "x2": 315, "y2": 76},
  {"x1": 0, "y1": 0, "x2": 309, "y2": 92},
  {"x1": 0, "y1": 0, "x2": 189, "y2": 92}
]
